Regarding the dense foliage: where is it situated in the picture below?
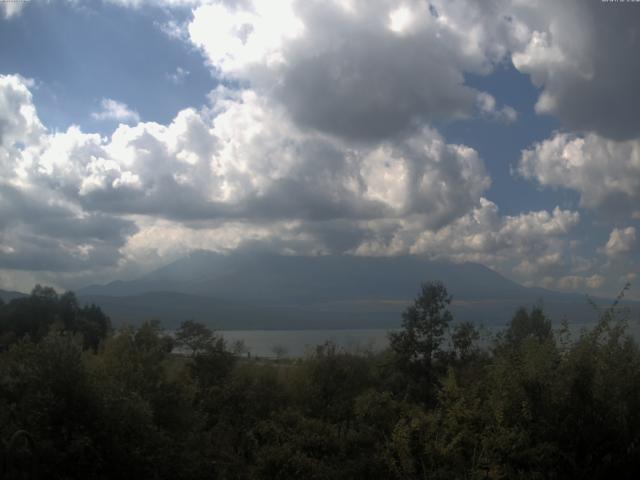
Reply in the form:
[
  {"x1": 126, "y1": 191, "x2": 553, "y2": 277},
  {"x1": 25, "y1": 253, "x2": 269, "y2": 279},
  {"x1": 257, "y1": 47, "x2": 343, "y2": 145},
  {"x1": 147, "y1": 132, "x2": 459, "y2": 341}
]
[{"x1": 1, "y1": 282, "x2": 639, "y2": 479}]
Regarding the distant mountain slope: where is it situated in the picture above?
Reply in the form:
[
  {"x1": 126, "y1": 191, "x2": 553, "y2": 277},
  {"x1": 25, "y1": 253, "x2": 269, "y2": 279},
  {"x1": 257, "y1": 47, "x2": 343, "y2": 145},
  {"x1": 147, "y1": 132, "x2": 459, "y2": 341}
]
[
  {"x1": 0, "y1": 289, "x2": 27, "y2": 303},
  {"x1": 78, "y1": 291, "x2": 404, "y2": 330},
  {"x1": 77, "y1": 252, "x2": 639, "y2": 329},
  {"x1": 78, "y1": 290, "x2": 633, "y2": 331},
  {"x1": 79, "y1": 251, "x2": 529, "y2": 301}
]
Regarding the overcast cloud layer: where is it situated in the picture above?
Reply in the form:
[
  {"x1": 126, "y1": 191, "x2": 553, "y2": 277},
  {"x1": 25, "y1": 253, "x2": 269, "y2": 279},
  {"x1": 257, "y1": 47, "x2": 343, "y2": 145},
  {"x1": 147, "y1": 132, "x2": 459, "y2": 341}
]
[{"x1": 0, "y1": 0, "x2": 638, "y2": 298}]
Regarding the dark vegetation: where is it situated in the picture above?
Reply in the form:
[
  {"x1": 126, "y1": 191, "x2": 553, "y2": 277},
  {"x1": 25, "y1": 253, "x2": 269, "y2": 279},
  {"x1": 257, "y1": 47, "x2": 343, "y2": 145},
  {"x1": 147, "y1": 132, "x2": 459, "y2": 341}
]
[{"x1": 1, "y1": 282, "x2": 639, "y2": 479}]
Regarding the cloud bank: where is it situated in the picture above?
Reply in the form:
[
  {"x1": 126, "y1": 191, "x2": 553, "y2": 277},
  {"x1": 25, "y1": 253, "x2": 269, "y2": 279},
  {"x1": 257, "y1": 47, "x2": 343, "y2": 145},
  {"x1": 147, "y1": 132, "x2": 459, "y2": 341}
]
[{"x1": 2, "y1": 0, "x2": 638, "y2": 296}]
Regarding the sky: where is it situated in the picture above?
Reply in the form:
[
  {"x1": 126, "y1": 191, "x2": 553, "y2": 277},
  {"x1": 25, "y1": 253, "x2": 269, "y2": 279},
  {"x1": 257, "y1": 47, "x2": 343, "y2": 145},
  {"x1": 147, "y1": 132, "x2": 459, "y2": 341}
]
[{"x1": 0, "y1": 0, "x2": 638, "y2": 299}]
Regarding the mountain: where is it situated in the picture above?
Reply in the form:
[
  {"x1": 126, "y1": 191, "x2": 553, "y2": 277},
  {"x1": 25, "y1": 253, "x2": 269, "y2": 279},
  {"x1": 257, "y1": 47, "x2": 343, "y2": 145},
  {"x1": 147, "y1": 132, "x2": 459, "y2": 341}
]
[
  {"x1": 77, "y1": 251, "x2": 639, "y2": 330},
  {"x1": 0, "y1": 289, "x2": 27, "y2": 303},
  {"x1": 79, "y1": 251, "x2": 530, "y2": 301}
]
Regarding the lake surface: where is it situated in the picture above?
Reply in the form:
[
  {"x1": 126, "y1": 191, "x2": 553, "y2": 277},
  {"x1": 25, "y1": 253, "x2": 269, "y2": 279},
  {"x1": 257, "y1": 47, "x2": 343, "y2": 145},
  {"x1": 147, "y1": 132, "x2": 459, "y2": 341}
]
[{"x1": 219, "y1": 319, "x2": 640, "y2": 358}]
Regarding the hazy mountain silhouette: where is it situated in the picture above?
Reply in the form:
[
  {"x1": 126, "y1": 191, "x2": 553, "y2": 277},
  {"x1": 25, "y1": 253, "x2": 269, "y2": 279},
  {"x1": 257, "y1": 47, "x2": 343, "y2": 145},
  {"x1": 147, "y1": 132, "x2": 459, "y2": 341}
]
[
  {"x1": 76, "y1": 251, "x2": 638, "y2": 329},
  {"x1": 80, "y1": 251, "x2": 529, "y2": 301},
  {"x1": 0, "y1": 289, "x2": 28, "y2": 303}
]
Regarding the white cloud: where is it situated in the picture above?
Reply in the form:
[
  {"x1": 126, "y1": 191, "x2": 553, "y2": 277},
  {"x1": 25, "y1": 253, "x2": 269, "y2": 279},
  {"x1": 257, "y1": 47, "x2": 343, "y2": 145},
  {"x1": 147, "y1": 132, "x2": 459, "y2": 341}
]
[
  {"x1": 585, "y1": 274, "x2": 605, "y2": 289},
  {"x1": 188, "y1": 0, "x2": 518, "y2": 140},
  {"x1": 167, "y1": 66, "x2": 190, "y2": 84},
  {"x1": 12, "y1": 1, "x2": 640, "y2": 145},
  {"x1": 189, "y1": 1, "x2": 304, "y2": 73},
  {"x1": 92, "y1": 98, "x2": 141, "y2": 124},
  {"x1": 476, "y1": 92, "x2": 517, "y2": 123},
  {"x1": 540, "y1": 274, "x2": 605, "y2": 291},
  {"x1": 519, "y1": 132, "x2": 640, "y2": 216},
  {"x1": 0, "y1": 76, "x2": 138, "y2": 274},
  {"x1": 106, "y1": 0, "x2": 206, "y2": 7},
  {"x1": 0, "y1": 74, "x2": 44, "y2": 151},
  {"x1": 1, "y1": 73, "x2": 495, "y2": 276},
  {"x1": 1, "y1": 0, "x2": 29, "y2": 19},
  {"x1": 74, "y1": 90, "x2": 489, "y2": 229},
  {"x1": 352, "y1": 198, "x2": 580, "y2": 271},
  {"x1": 27, "y1": 87, "x2": 488, "y2": 230},
  {"x1": 4, "y1": 71, "x2": 586, "y2": 289},
  {"x1": 545, "y1": 273, "x2": 604, "y2": 292},
  {"x1": 604, "y1": 227, "x2": 637, "y2": 258},
  {"x1": 557, "y1": 275, "x2": 584, "y2": 291},
  {"x1": 3, "y1": 1, "x2": 636, "y2": 296}
]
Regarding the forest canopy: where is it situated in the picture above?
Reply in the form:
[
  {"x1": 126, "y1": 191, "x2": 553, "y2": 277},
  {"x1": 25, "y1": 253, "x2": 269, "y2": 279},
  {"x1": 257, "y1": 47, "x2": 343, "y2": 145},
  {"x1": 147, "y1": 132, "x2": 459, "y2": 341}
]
[{"x1": 0, "y1": 282, "x2": 639, "y2": 479}]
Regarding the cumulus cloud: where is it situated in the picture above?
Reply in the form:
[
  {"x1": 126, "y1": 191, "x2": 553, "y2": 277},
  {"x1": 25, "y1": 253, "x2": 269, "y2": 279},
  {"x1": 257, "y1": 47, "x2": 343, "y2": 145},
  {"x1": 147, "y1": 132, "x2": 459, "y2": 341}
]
[
  {"x1": 0, "y1": 75, "x2": 44, "y2": 152},
  {"x1": 14, "y1": 0, "x2": 640, "y2": 144},
  {"x1": 604, "y1": 227, "x2": 637, "y2": 258},
  {"x1": 519, "y1": 132, "x2": 640, "y2": 216},
  {"x1": 556, "y1": 275, "x2": 584, "y2": 291},
  {"x1": 351, "y1": 198, "x2": 580, "y2": 271},
  {"x1": 184, "y1": 0, "x2": 637, "y2": 142},
  {"x1": 92, "y1": 98, "x2": 141, "y2": 124},
  {"x1": 508, "y1": 0, "x2": 640, "y2": 140},
  {"x1": 26, "y1": 87, "x2": 490, "y2": 227},
  {"x1": 585, "y1": 274, "x2": 605, "y2": 289},
  {"x1": 1, "y1": 71, "x2": 583, "y2": 289},
  {"x1": 188, "y1": 0, "x2": 519, "y2": 140},
  {"x1": 476, "y1": 92, "x2": 517, "y2": 124},
  {"x1": 106, "y1": 0, "x2": 206, "y2": 7},
  {"x1": 188, "y1": 0, "x2": 640, "y2": 142},
  {"x1": 545, "y1": 274, "x2": 605, "y2": 292},
  {"x1": 0, "y1": 75, "x2": 136, "y2": 270},
  {"x1": 1, "y1": 73, "x2": 497, "y2": 275},
  {"x1": 0, "y1": 184, "x2": 137, "y2": 272},
  {"x1": 112, "y1": 198, "x2": 582, "y2": 290},
  {"x1": 3, "y1": 1, "x2": 634, "y2": 295},
  {"x1": 167, "y1": 66, "x2": 190, "y2": 84},
  {"x1": 1, "y1": 0, "x2": 28, "y2": 19},
  {"x1": 0, "y1": 76, "x2": 138, "y2": 273},
  {"x1": 73, "y1": 0, "x2": 640, "y2": 232}
]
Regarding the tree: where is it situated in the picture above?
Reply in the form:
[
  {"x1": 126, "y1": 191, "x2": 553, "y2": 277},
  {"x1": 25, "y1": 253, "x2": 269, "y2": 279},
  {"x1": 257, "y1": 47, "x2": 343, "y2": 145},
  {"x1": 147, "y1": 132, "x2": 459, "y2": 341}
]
[
  {"x1": 0, "y1": 287, "x2": 110, "y2": 350},
  {"x1": 388, "y1": 281, "x2": 453, "y2": 402},
  {"x1": 189, "y1": 336, "x2": 236, "y2": 390},
  {"x1": 175, "y1": 320, "x2": 214, "y2": 357},
  {"x1": 389, "y1": 281, "x2": 453, "y2": 367},
  {"x1": 451, "y1": 321, "x2": 480, "y2": 361},
  {"x1": 503, "y1": 305, "x2": 552, "y2": 350}
]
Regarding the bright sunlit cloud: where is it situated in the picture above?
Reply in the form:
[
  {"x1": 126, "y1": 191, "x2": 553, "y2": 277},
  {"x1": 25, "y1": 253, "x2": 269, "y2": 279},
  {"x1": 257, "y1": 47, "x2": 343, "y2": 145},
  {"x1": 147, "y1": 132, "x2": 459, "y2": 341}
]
[{"x1": 92, "y1": 98, "x2": 141, "y2": 124}]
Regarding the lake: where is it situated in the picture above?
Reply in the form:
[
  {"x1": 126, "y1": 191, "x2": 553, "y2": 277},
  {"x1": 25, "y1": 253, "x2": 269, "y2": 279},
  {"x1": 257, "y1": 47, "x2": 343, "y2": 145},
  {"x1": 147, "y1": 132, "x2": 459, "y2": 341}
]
[
  {"x1": 219, "y1": 319, "x2": 640, "y2": 358},
  {"x1": 219, "y1": 329, "x2": 393, "y2": 358}
]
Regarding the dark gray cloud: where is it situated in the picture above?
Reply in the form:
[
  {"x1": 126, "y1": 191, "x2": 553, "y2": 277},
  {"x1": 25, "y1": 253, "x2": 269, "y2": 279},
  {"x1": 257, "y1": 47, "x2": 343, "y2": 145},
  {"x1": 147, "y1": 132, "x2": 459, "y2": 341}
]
[
  {"x1": 273, "y1": 15, "x2": 475, "y2": 140},
  {"x1": 0, "y1": 183, "x2": 138, "y2": 272},
  {"x1": 510, "y1": 0, "x2": 640, "y2": 140},
  {"x1": 189, "y1": 0, "x2": 517, "y2": 141}
]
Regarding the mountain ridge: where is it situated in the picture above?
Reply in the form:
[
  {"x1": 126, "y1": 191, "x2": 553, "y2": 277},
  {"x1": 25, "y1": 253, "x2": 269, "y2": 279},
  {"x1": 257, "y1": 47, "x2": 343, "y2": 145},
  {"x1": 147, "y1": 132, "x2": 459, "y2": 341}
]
[
  {"x1": 78, "y1": 251, "x2": 528, "y2": 300},
  {"x1": 74, "y1": 251, "x2": 638, "y2": 329},
  {"x1": 0, "y1": 289, "x2": 28, "y2": 303}
]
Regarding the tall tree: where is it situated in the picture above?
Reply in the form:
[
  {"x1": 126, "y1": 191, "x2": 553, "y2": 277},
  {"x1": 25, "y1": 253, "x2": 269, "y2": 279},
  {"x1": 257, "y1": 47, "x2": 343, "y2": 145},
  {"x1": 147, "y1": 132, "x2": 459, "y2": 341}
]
[{"x1": 388, "y1": 281, "x2": 453, "y2": 402}]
